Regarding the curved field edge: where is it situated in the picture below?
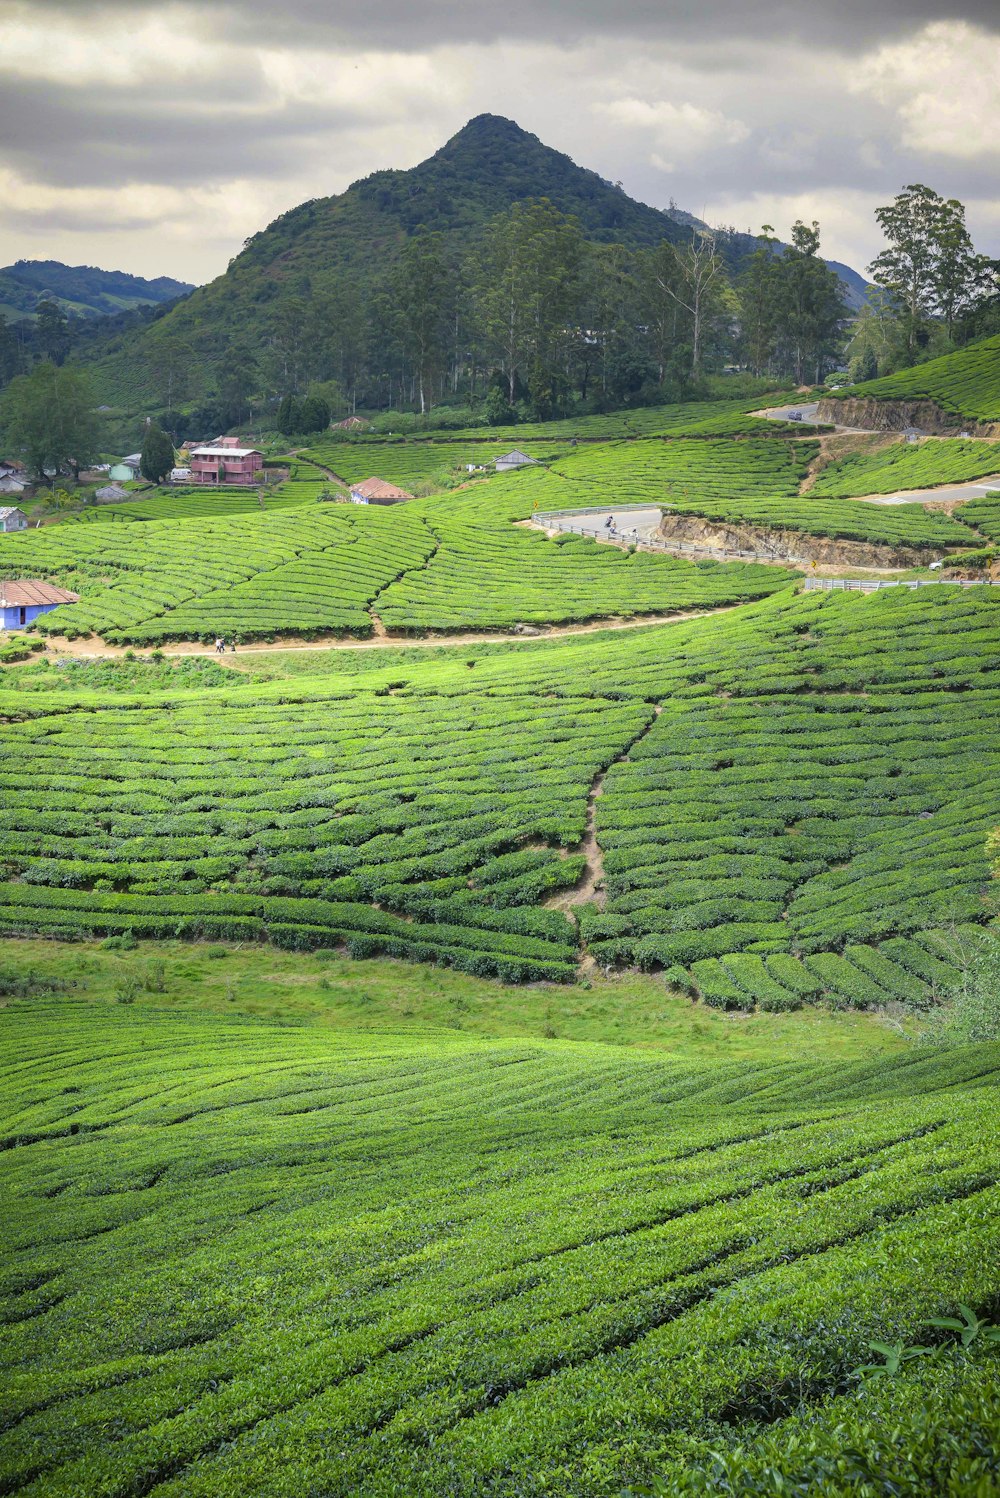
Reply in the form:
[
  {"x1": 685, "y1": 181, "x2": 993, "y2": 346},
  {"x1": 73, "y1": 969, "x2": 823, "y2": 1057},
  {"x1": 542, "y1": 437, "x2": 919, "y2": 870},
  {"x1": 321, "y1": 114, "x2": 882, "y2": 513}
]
[
  {"x1": 0, "y1": 1003, "x2": 997, "y2": 1497},
  {"x1": 0, "y1": 586, "x2": 998, "y2": 1005}
]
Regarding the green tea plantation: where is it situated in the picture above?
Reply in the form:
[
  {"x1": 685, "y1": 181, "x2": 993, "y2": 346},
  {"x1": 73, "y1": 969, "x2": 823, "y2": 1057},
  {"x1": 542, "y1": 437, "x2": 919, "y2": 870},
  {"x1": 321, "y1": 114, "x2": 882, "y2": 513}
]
[
  {"x1": 1, "y1": 1001, "x2": 998, "y2": 1497},
  {"x1": 3, "y1": 377, "x2": 1000, "y2": 1497}
]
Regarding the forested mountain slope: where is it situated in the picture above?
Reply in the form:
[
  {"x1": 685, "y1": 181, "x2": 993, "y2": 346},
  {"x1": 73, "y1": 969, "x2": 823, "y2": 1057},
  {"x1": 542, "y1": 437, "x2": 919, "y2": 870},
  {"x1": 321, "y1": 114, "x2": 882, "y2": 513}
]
[{"x1": 84, "y1": 115, "x2": 864, "y2": 407}]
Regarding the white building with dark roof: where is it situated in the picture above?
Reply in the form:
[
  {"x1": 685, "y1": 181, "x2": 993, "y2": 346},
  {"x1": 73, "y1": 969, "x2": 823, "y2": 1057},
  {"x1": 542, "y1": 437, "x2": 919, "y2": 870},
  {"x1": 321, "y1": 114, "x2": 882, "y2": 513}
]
[{"x1": 494, "y1": 449, "x2": 539, "y2": 472}]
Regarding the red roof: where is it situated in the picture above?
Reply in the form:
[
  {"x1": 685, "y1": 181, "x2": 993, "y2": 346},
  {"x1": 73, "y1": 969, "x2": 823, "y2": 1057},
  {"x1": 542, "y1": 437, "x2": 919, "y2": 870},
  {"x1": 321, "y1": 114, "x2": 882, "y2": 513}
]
[
  {"x1": 352, "y1": 477, "x2": 414, "y2": 500},
  {"x1": 0, "y1": 580, "x2": 79, "y2": 606}
]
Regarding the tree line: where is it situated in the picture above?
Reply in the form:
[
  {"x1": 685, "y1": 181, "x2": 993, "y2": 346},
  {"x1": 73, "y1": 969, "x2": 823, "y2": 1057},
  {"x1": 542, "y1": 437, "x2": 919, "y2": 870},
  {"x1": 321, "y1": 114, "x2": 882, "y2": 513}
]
[
  {"x1": 0, "y1": 183, "x2": 996, "y2": 469},
  {"x1": 199, "y1": 203, "x2": 852, "y2": 428},
  {"x1": 199, "y1": 186, "x2": 996, "y2": 428}
]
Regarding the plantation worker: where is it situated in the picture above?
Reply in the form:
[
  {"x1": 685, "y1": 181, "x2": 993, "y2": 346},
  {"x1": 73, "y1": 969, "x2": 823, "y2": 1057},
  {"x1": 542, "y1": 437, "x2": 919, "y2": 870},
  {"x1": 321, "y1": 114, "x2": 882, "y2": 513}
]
[
  {"x1": 230, "y1": 638, "x2": 237, "y2": 653},
  {"x1": 215, "y1": 636, "x2": 224, "y2": 655}
]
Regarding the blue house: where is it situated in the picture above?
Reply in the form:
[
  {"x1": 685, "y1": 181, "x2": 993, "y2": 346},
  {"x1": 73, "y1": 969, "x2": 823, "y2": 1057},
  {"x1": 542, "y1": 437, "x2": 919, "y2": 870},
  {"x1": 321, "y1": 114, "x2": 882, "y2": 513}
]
[{"x1": 0, "y1": 580, "x2": 79, "y2": 630}]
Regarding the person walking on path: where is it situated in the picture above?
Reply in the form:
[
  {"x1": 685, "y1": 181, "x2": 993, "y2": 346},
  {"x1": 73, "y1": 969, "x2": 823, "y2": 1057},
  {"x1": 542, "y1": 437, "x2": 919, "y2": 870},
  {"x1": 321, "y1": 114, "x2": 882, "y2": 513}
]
[{"x1": 214, "y1": 637, "x2": 225, "y2": 655}]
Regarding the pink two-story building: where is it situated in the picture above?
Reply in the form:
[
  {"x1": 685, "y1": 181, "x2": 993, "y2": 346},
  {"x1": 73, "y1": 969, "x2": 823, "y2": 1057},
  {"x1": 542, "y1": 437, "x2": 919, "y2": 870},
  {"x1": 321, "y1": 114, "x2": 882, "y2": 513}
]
[{"x1": 189, "y1": 436, "x2": 263, "y2": 486}]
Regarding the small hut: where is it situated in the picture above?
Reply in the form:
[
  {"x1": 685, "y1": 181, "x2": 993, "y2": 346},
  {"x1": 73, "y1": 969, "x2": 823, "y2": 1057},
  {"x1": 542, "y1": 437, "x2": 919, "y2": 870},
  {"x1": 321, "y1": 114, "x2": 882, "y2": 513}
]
[
  {"x1": 494, "y1": 449, "x2": 539, "y2": 472},
  {"x1": 349, "y1": 478, "x2": 415, "y2": 506},
  {"x1": 0, "y1": 580, "x2": 78, "y2": 629}
]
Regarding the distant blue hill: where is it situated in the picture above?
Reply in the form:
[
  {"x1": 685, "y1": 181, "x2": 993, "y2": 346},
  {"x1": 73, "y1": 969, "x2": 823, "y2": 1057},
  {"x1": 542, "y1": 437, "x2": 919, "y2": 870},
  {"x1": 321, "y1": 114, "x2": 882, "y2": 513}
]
[{"x1": 0, "y1": 260, "x2": 194, "y2": 321}]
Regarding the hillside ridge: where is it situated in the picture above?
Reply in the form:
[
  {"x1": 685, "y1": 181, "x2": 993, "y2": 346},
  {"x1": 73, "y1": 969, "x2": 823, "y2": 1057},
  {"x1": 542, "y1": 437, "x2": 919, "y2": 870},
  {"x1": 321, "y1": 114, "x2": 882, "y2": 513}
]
[
  {"x1": 0, "y1": 258, "x2": 194, "y2": 322},
  {"x1": 83, "y1": 113, "x2": 866, "y2": 407}
]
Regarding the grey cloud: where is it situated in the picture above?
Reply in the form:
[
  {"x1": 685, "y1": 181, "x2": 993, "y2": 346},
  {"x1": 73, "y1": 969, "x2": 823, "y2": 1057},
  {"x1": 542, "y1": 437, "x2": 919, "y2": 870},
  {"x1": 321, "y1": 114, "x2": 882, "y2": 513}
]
[
  {"x1": 0, "y1": 79, "x2": 396, "y2": 189},
  {"x1": 14, "y1": 0, "x2": 1000, "y2": 50},
  {"x1": 0, "y1": 0, "x2": 998, "y2": 282}
]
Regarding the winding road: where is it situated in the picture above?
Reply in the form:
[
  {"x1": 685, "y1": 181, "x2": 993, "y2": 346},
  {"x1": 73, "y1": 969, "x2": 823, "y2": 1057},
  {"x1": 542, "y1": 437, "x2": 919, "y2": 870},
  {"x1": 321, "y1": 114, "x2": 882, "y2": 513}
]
[{"x1": 756, "y1": 400, "x2": 876, "y2": 434}]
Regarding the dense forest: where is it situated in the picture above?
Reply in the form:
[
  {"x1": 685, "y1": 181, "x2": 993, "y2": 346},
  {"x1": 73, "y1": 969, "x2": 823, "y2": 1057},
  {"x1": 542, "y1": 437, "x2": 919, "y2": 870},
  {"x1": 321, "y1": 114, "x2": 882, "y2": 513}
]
[
  {"x1": 0, "y1": 118, "x2": 997, "y2": 445},
  {"x1": 0, "y1": 119, "x2": 865, "y2": 436}
]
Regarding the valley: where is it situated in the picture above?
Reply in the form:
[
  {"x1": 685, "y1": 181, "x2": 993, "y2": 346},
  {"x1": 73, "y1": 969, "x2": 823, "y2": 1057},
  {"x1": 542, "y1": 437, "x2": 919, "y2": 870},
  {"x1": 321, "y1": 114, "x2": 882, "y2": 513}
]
[{"x1": 1, "y1": 105, "x2": 999, "y2": 1498}]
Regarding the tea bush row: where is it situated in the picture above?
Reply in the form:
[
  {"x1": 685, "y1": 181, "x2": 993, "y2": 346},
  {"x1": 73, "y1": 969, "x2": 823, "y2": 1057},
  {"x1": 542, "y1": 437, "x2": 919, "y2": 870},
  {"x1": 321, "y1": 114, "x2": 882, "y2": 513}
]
[
  {"x1": 0, "y1": 687, "x2": 652, "y2": 978},
  {"x1": 378, "y1": 473, "x2": 797, "y2": 632},
  {"x1": 657, "y1": 493, "x2": 979, "y2": 548},
  {"x1": 1, "y1": 586, "x2": 998, "y2": 998},
  {"x1": 1, "y1": 1003, "x2": 997, "y2": 1496},
  {"x1": 812, "y1": 437, "x2": 1000, "y2": 497},
  {"x1": 67, "y1": 487, "x2": 325, "y2": 524},
  {"x1": 0, "y1": 447, "x2": 801, "y2": 642},
  {"x1": 826, "y1": 333, "x2": 1000, "y2": 422},
  {"x1": 549, "y1": 436, "x2": 814, "y2": 504},
  {"x1": 0, "y1": 506, "x2": 438, "y2": 643}
]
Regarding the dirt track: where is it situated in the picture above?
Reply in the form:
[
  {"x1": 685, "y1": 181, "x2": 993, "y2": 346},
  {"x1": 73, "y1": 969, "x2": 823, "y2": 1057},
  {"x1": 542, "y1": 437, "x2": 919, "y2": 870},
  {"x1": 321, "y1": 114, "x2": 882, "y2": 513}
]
[{"x1": 34, "y1": 606, "x2": 743, "y2": 665}]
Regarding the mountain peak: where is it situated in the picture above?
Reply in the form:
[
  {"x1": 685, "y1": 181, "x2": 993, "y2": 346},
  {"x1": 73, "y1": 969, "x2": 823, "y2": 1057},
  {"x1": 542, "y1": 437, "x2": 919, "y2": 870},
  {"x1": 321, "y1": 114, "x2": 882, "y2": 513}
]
[
  {"x1": 451, "y1": 113, "x2": 536, "y2": 141},
  {"x1": 432, "y1": 113, "x2": 546, "y2": 164}
]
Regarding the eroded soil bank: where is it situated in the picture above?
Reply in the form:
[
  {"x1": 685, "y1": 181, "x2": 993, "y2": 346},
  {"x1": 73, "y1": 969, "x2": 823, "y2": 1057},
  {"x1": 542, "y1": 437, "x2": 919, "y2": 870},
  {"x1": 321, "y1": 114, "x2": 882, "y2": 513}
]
[
  {"x1": 657, "y1": 511, "x2": 952, "y2": 569},
  {"x1": 816, "y1": 397, "x2": 1000, "y2": 437}
]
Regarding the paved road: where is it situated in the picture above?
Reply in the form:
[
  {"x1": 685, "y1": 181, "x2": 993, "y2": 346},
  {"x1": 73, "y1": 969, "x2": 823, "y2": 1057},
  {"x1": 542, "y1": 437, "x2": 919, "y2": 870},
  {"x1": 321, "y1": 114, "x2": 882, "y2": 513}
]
[
  {"x1": 858, "y1": 477, "x2": 1000, "y2": 506},
  {"x1": 757, "y1": 401, "x2": 876, "y2": 434},
  {"x1": 537, "y1": 506, "x2": 663, "y2": 542}
]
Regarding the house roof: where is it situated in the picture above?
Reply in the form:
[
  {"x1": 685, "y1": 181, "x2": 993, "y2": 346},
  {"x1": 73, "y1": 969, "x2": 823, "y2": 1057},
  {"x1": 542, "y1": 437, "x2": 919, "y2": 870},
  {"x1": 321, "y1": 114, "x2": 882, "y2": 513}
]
[
  {"x1": 495, "y1": 450, "x2": 538, "y2": 464},
  {"x1": 0, "y1": 506, "x2": 25, "y2": 519},
  {"x1": 122, "y1": 454, "x2": 142, "y2": 464},
  {"x1": 333, "y1": 416, "x2": 372, "y2": 430},
  {"x1": 189, "y1": 446, "x2": 263, "y2": 458},
  {"x1": 0, "y1": 580, "x2": 79, "y2": 607},
  {"x1": 351, "y1": 477, "x2": 415, "y2": 500}
]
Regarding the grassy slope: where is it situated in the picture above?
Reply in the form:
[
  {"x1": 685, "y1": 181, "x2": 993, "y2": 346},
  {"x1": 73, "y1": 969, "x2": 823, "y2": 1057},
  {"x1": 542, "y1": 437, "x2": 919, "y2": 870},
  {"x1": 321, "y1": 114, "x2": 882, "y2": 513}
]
[
  {"x1": 1, "y1": 997, "x2": 997, "y2": 1496},
  {"x1": 828, "y1": 334, "x2": 1000, "y2": 423},
  {"x1": 811, "y1": 437, "x2": 1000, "y2": 498},
  {"x1": 0, "y1": 937, "x2": 899, "y2": 1057}
]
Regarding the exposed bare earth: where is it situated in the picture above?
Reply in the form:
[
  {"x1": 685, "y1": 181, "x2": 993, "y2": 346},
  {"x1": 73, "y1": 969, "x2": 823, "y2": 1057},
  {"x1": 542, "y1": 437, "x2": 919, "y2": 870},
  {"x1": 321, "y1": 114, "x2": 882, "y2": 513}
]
[
  {"x1": 32, "y1": 606, "x2": 742, "y2": 664},
  {"x1": 656, "y1": 512, "x2": 947, "y2": 571},
  {"x1": 816, "y1": 396, "x2": 1000, "y2": 438}
]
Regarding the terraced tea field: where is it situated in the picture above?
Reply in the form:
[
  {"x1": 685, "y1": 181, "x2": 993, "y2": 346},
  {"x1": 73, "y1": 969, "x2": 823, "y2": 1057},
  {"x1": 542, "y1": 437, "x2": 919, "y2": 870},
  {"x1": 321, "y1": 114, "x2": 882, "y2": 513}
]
[
  {"x1": 3, "y1": 385, "x2": 1000, "y2": 1496},
  {"x1": 955, "y1": 493, "x2": 1000, "y2": 542},
  {"x1": 0, "y1": 441, "x2": 806, "y2": 643},
  {"x1": 812, "y1": 437, "x2": 1000, "y2": 497},
  {"x1": 14, "y1": 422, "x2": 991, "y2": 650},
  {"x1": 302, "y1": 440, "x2": 567, "y2": 492},
  {"x1": 377, "y1": 471, "x2": 795, "y2": 632},
  {"x1": 0, "y1": 506, "x2": 439, "y2": 643},
  {"x1": 655, "y1": 492, "x2": 980, "y2": 548},
  {"x1": 548, "y1": 435, "x2": 815, "y2": 503},
  {"x1": 1, "y1": 586, "x2": 998, "y2": 1005},
  {"x1": 1, "y1": 1002, "x2": 997, "y2": 1497},
  {"x1": 67, "y1": 487, "x2": 326, "y2": 524},
  {"x1": 827, "y1": 332, "x2": 1000, "y2": 423}
]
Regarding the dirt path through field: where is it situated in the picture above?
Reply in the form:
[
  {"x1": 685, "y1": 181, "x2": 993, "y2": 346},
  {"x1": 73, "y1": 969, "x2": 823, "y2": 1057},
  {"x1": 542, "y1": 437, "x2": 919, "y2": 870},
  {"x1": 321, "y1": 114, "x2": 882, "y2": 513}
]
[
  {"x1": 34, "y1": 606, "x2": 743, "y2": 664},
  {"x1": 545, "y1": 705, "x2": 663, "y2": 916},
  {"x1": 289, "y1": 451, "x2": 350, "y2": 487}
]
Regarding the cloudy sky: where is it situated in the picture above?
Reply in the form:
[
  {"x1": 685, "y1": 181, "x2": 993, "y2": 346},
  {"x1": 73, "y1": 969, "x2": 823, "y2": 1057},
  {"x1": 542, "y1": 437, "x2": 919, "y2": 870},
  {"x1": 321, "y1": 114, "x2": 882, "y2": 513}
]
[{"x1": 1, "y1": 0, "x2": 998, "y2": 286}]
